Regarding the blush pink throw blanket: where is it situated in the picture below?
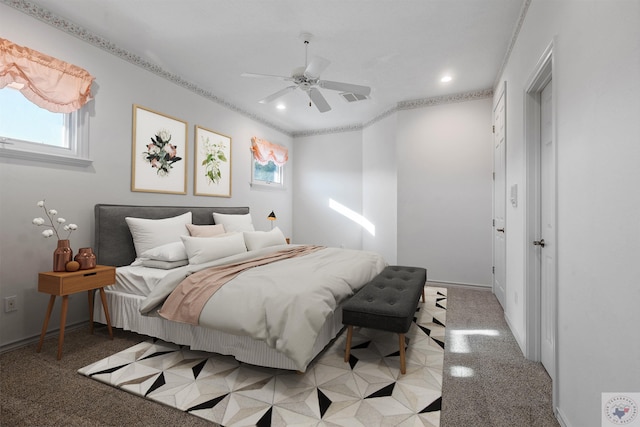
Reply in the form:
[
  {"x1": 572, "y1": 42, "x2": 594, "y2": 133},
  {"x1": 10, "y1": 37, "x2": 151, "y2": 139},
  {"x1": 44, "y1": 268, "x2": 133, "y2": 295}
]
[{"x1": 159, "y1": 245, "x2": 324, "y2": 324}]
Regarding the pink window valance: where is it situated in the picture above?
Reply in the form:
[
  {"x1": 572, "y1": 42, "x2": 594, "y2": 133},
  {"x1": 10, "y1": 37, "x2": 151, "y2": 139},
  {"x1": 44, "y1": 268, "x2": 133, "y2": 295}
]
[
  {"x1": 250, "y1": 136, "x2": 289, "y2": 166},
  {"x1": 0, "y1": 38, "x2": 94, "y2": 113}
]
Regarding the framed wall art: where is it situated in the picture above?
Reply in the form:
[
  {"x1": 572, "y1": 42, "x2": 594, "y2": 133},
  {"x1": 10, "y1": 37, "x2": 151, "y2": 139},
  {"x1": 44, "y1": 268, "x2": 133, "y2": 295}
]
[
  {"x1": 131, "y1": 104, "x2": 188, "y2": 194},
  {"x1": 194, "y1": 125, "x2": 232, "y2": 197}
]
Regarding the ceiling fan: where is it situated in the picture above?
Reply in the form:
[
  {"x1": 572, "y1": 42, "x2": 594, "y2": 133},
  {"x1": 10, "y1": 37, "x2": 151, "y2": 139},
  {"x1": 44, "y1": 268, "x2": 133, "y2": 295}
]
[{"x1": 241, "y1": 33, "x2": 371, "y2": 113}]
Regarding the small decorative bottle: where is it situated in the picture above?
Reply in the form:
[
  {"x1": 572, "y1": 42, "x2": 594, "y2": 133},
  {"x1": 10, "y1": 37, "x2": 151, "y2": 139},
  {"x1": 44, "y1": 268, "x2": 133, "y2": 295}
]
[{"x1": 74, "y1": 247, "x2": 96, "y2": 270}]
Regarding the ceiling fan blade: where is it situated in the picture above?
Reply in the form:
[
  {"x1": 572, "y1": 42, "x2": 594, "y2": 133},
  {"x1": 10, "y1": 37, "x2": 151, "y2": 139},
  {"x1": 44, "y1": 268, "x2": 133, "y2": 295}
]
[
  {"x1": 319, "y1": 80, "x2": 371, "y2": 96},
  {"x1": 242, "y1": 72, "x2": 293, "y2": 82},
  {"x1": 308, "y1": 88, "x2": 331, "y2": 113},
  {"x1": 258, "y1": 86, "x2": 297, "y2": 104},
  {"x1": 304, "y1": 56, "x2": 331, "y2": 80}
]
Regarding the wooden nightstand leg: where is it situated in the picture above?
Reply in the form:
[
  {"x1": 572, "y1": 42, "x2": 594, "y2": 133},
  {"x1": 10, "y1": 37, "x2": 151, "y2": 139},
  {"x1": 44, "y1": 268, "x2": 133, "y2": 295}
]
[
  {"x1": 37, "y1": 295, "x2": 56, "y2": 353},
  {"x1": 57, "y1": 295, "x2": 69, "y2": 360},
  {"x1": 99, "y1": 288, "x2": 113, "y2": 340},
  {"x1": 88, "y1": 290, "x2": 94, "y2": 334}
]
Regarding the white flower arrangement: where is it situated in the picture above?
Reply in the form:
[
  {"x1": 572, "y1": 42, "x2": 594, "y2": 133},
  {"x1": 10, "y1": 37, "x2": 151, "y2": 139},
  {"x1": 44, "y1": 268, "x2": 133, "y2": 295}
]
[{"x1": 32, "y1": 200, "x2": 78, "y2": 240}]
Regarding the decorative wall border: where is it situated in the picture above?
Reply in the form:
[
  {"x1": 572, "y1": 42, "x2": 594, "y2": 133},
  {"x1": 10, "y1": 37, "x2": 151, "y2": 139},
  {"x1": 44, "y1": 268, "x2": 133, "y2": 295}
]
[
  {"x1": 3, "y1": 0, "x2": 526, "y2": 138},
  {"x1": 1, "y1": 0, "x2": 293, "y2": 137},
  {"x1": 397, "y1": 88, "x2": 494, "y2": 111}
]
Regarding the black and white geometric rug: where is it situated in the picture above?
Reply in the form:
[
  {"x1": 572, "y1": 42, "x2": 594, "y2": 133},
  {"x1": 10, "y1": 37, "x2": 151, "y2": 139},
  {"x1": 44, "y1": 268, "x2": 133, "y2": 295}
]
[{"x1": 78, "y1": 287, "x2": 446, "y2": 426}]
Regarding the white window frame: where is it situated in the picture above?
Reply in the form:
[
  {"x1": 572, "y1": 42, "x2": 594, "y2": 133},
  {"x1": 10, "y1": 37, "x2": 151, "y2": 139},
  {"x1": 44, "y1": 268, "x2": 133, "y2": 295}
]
[
  {"x1": 250, "y1": 156, "x2": 285, "y2": 189},
  {"x1": 0, "y1": 101, "x2": 91, "y2": 167}
]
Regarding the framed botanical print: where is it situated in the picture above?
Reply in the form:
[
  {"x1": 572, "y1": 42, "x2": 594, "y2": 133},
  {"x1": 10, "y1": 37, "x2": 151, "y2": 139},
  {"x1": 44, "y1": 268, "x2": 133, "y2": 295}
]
[
  {"x1": 194, "y1": 125, "x2": 232, "y2": 197},
  {"x1": 131, "y1": 105, "x2": 187, "y2": 194}
]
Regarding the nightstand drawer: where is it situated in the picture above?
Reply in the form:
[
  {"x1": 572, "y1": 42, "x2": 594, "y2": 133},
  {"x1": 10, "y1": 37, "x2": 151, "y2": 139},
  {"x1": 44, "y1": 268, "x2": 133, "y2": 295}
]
[{"x1": 38, "y1": 265, "x2": 116, "y2": 296}]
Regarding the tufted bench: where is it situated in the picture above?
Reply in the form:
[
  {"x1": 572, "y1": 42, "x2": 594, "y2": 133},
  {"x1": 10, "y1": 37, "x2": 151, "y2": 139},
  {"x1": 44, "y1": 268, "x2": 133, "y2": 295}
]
[{"x1": 342, "y1": 265, "x2": 427, "y2": 374}]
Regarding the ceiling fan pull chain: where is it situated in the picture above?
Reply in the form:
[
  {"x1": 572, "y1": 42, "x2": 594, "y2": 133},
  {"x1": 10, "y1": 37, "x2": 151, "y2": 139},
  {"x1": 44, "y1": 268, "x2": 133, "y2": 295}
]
[{"x1": 304, "y1": 40, "x2": 309, "y2": 68}]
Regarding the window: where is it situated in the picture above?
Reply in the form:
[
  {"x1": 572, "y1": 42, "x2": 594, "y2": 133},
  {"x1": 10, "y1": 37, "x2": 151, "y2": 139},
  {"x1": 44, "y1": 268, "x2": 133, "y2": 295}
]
[
  {"x1": 0, "y1": 85, "x2": 90, "y2": 165},
  {"x1": 250, "y1": 136, "x2": 288, "y2": 188},
  {"x1": 0, "y1": 38, "x2": 94, "y2": 166},
  {"x1": 252, "y1": 158, "x2": 284, "y2": 186}
]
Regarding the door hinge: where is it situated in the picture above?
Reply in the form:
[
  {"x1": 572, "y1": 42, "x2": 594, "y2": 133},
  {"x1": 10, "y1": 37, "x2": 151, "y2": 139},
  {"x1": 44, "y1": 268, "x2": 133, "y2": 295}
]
[
  {"x1": 492, "y1": 266, "x2": 495, "y2": 274},
  {"x1": 492, "y1": 219, "x2": 495, "y2": 227},
  {"x1": 492, "y1": 125, "x2": 495, "y2": 133},
  {"x1": 492, "y1": 172, "x2": 495, "y2": 180}
]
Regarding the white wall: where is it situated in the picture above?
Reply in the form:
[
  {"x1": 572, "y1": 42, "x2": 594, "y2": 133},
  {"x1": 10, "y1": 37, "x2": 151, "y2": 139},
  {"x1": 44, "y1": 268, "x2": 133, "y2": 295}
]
[
  {"x1": 362, "y1": 113, "x2": 398, "y2": 263},
  {"x1": 0, "y1": 4, "x2": 293, "y2": 348},
  {"x1": 396, "y1": 99, "x2": 494, "y2": 286},
  {"x1": 498, "y1": 1, "x2": 640, "y2": 425},
  {"x1": 292, "y1": 131, "x2": 364, "y2": 248},
  {"x1": 294, "y1": 97, "x2": 493, "y2": 286}
]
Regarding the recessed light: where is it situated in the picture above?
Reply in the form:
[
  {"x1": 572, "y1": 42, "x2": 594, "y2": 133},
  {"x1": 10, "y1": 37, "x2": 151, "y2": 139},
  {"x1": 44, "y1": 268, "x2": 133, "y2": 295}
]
[
  {"x1": 276, "y1": 104, "x2": 286, "y2": 110},
  {"x1": 441, "y1": 75, "x2": 452, "y2": 83}
]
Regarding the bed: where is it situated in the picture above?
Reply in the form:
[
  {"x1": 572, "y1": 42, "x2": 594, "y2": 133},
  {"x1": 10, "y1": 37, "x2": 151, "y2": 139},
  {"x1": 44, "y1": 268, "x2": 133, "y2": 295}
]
[{"x1": 92, "y1": 204, "x2": 386, "y2": 371}]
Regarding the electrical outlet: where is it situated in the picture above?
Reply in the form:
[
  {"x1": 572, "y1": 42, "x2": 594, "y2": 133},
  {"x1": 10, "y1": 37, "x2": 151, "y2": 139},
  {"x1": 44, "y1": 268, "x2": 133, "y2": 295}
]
[{"x1": 4, "y1": 296, "x2": 17, "y2": 312}]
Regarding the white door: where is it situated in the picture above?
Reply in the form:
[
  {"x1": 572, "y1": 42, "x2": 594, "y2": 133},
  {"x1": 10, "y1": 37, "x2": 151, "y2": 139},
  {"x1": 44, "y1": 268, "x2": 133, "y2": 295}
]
[
  {"x1": 539, "y1": 80, "x2": 556, "y2": 376},
  {"x1": 493, "y1": 89, "x2": 506, "y2": 308}
]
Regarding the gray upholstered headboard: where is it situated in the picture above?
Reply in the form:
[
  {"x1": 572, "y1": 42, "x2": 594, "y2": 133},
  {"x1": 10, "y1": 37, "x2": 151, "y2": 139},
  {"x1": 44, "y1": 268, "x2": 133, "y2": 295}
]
[{"x1": 94, "y1": 204, "x2": 250, "y2": 267}]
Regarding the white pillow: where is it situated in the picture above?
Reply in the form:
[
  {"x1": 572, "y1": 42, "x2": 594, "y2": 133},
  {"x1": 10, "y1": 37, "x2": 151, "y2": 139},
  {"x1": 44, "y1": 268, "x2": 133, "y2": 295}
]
[
  {"x1": 212, "y1": 212, "x2": 255, "y2": 233},
  {"x1": 125, "y1": 212, "x2": 192, "y2": 257},
  {"x1": 181, "y1": 233, "x2": 247, "y2": 265},
  {"x1": 243, "y1": 227, "x2": 287, "y2": 251},
  {"x1": 139, "y1": 241, "x2": 187, "y2": 262}
]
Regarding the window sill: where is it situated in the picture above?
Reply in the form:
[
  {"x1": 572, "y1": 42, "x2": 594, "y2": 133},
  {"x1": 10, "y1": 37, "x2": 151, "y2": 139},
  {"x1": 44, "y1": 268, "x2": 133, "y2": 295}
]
[
  {"x1": 249, "y1": 181, "x2": 286, "y2": 191},
  {"x1": 0, "y1": 146, "x2": 93, "y2": 167}
]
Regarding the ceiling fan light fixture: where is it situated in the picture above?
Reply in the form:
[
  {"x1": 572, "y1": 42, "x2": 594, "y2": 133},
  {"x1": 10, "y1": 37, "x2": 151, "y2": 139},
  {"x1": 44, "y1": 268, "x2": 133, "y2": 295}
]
[
  {"x1": 276, "y1": 103, "x2": 286, "y2": 110},
  {"x1": 242, "y1": 33, "x2": 371, "y2": 113},
  {"x1": 441, "y1": 75, "x2": 453, "y2": 83}
]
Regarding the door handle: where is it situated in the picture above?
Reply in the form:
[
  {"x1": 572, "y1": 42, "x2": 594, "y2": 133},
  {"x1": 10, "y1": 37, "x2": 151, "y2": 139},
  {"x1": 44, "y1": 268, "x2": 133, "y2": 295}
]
[
  {"x1": 533, "y1": 239, "x2": 545, "y2": 247},
  {"x1": 496, "y1": 228, "x2": 505, "y2": 233}
]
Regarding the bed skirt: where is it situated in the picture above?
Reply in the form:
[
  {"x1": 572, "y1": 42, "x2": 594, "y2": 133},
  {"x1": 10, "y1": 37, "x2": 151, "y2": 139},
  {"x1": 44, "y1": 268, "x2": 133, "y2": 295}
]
[{"x1": 93, "y1": 289, "x2": 344, "y2": 371}]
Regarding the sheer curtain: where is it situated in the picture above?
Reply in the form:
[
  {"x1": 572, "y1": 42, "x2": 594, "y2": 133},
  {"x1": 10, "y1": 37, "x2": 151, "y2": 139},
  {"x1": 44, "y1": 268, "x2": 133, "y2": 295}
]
[{"x1": 0, "y1": 38, "x2": 94, "y2": 113}]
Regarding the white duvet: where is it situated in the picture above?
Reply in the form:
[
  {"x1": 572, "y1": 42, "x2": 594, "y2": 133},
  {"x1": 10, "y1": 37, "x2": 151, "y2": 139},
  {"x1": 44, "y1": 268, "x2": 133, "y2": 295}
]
[{"x1": 140, "y1": 245, "x2": 386, "y2": 370}]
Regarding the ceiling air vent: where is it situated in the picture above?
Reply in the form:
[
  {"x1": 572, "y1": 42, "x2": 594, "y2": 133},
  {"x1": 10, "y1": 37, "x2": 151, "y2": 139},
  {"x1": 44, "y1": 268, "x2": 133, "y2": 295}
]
[{"x1": 340, "y1": 92, "x2": 369, "y2": 103}]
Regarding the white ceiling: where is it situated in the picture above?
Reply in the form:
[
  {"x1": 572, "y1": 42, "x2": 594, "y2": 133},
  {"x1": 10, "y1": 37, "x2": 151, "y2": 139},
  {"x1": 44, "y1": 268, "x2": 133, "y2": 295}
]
[{"x1": 23, "y1": 0, "x2": 524, "y2": 134}]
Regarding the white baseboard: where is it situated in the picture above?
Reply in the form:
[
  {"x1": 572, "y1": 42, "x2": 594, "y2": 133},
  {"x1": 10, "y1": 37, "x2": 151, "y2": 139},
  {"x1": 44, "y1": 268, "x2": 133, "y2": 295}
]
[
  {"x1": 555, "y1": 406, "x2": 571, "y2": 427},
  {"x1": 0, "y1": 320, "x2": 88, "y2": 354},
  {"x1": 504, "y1": 311, "x2": 526, "y2": 356},
  {"x1": 427, "y1": 279, "x2": 491, "y2": 289}
]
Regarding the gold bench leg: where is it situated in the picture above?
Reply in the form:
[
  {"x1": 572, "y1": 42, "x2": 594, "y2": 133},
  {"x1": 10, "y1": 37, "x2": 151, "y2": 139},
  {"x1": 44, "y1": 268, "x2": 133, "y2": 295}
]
[
  {"x1": 344, "y1": 325, "x2": 353, "y2": 362},
  {"x1": 399, "y1": 333, "x2": 406, "y2": 374}
]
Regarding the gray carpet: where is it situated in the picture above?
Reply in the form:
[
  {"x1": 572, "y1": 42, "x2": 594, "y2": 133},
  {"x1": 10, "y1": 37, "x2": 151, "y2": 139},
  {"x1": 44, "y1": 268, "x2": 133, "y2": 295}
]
[
  {"x1": 1, "y1": 284, "x2": 558, "y2": 426},
  {"x1": 440, "y1": 284, "x2": 559, "y2": 427}
]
